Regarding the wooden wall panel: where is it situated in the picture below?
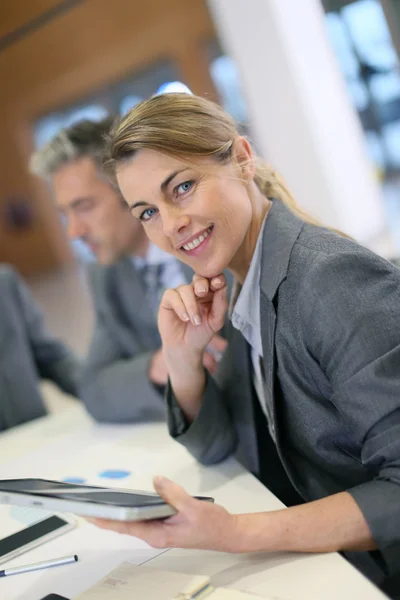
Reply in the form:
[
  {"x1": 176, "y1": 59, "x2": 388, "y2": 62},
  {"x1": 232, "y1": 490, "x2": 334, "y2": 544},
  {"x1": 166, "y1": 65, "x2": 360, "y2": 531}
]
[
  {"x1": 0, "y1": 0, "x2": 61, "y2": 40},
  {"x1": 0, "y1": 0, "x2": 217, "y2": 275}
]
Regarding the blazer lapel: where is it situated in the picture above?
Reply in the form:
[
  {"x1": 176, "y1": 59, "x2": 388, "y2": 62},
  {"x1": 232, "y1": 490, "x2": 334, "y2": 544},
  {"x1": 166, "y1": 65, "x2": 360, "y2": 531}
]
[
  {"x1": 258, "y1": 200, "x2": 305, "y2": 445},
  {"x1": 107, "y1": 258, "x2": 160, "y2": 352}
]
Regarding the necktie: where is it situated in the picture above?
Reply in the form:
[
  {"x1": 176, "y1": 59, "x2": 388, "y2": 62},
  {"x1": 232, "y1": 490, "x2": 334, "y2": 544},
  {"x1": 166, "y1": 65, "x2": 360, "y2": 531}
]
[{"x1": 141, "y1": 263, "x2": 164, "y2": 318}]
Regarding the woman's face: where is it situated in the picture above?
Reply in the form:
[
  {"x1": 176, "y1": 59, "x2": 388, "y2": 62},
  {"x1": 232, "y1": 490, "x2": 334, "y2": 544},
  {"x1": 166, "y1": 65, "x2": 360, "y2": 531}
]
[{"x1": 116, "y1": 140, "x2": 254, "y2": 278}]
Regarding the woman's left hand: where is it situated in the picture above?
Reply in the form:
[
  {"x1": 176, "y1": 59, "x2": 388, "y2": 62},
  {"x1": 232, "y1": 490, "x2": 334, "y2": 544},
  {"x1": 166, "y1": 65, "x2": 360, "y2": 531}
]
[{"x1": 87, "y1": 476, "x2": 238, "y2": 551}]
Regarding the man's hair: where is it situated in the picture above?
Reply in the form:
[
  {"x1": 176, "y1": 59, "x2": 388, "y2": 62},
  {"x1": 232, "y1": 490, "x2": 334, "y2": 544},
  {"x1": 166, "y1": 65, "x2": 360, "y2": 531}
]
[{"x1": 30, "y1": 116, "x2": 115, "y2": 178}]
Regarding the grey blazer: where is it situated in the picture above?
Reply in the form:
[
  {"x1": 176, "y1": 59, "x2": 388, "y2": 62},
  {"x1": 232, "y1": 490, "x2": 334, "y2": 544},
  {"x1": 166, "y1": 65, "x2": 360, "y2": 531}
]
[
  {"x1": 79, "y1": 256, "x2": 194, "y2": 423},
  {"x1": 167, "y1": 200, "x2": 400, "y2": 585},
  {"x1": 0, "y1": 266, "x2": 80, "y2": 431}
]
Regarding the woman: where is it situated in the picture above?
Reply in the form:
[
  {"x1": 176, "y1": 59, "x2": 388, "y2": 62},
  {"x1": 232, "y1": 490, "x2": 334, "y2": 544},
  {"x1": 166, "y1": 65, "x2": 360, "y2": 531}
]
[{"x1": 91, "y1": 94, "x2": 400, "y2": 589}]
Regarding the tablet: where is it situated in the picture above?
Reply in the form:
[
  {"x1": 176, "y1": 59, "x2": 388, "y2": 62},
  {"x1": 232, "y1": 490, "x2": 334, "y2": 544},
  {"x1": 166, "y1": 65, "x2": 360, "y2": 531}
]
[{"x1": 0, "y1": 478, "x2": 214, "y2": 521}]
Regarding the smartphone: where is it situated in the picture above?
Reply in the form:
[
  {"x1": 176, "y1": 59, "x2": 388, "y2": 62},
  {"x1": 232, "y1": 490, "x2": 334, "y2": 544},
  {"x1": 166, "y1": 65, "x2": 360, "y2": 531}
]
[
  {"x1": 0, "y1": 478, "x2": 214, "y2": 521},
  {"x1": 0, "y1": 514, "x2": 75, "y2": 565}
]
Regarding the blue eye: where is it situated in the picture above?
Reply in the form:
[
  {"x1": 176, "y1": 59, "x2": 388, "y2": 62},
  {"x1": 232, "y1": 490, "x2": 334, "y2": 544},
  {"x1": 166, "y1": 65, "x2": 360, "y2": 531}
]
[
  {"x1": 176, "y1": 180, "x2": 193, "y2": 196},
  {"x1": 139, "y1": 207, "x2": 158, "y2": 222}
]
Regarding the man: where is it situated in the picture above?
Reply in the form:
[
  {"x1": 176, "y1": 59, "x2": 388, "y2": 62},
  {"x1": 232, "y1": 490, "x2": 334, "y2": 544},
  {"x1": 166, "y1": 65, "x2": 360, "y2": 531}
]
[
  {"x1": 0, "y1": 265, "x2": 79, "y2": 431},
  {"x1": 30, "y1": 118, "x2": 226, "y2": 423}
]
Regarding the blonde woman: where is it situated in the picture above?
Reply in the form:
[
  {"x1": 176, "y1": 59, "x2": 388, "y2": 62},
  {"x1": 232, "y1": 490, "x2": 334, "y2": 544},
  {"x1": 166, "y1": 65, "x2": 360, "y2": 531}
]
[{"x1": 90, "y1": 94, "x2": 400, "y2": 590}]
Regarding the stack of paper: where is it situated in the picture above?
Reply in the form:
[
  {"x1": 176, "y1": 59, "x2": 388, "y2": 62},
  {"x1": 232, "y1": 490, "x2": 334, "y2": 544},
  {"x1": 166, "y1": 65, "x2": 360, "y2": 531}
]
[{"x1": 76, "y1": 562, "x2": 272, "y2": 599}]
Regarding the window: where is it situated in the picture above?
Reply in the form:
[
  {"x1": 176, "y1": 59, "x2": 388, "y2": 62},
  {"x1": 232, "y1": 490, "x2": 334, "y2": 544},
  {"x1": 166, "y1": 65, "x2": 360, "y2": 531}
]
[
  {"x1": 324, "y1": 0, "x2": 400, "y2": 252},
  {"x1": 34, "y1": 61, "x2": 189, "y2": 262},
  {"x1": 325, "y1": 0, "x2": 400, "y2": 172},
  {"x1": 35, "y1": 60, "x2": 183, "y2": 148}
]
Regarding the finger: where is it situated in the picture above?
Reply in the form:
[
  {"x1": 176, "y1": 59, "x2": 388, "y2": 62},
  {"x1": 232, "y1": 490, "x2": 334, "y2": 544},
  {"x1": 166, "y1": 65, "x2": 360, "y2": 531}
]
[
  {"x1": 210, "y1": 274, "x2": 226, "y2": 292},
  {"x1": 86, "y1": 517, "x2": 132, "y2": 535},
  {"x1": 209, "y1": 334, "x2": 228, "y2": 353},
  {"x1": 160, "y1": 289, "x2": 191, "y2": 323},
  {"x1": 87, "y1": 516, "x2": 169, "y2": 547},
  {"x1": 202, "y1": 351, "x2": 218, "y2": 375},
  {"x1": 153, "y1": 475, "x2": 195, "y2": 513},
  {"x1": 176, "y1": 285, "x2": 202, "y2": 326},
  {"x1": 208, "y1": 285, "x2": 229, "y2": 333},
  {"x1": 192, "y1": 274, "x2": 210, "y2": 297}
]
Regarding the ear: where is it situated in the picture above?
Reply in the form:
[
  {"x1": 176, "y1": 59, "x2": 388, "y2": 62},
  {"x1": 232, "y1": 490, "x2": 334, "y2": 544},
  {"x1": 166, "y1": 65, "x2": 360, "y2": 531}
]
[{"x1": 232, "y1": 137, "x2": 255, "y2": 181}]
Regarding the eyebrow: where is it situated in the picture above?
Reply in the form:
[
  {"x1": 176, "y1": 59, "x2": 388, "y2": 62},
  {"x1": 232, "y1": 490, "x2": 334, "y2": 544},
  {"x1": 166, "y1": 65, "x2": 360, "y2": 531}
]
[
  {"x1": 65, "y1": 196, "x2": 95, "y2": 211},
  {"x1": 129, "y1": 168, "x2": 188, "y2": 211}
]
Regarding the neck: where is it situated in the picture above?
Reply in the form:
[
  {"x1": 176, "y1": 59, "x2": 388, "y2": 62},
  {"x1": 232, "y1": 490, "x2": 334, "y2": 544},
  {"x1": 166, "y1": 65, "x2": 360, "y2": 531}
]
[
  {"x1": 229, "y1": 185, "x2": 271, "y2": 285},
  {"x1": 127, "y1": 229, "x2": 150, "y2": 258}
]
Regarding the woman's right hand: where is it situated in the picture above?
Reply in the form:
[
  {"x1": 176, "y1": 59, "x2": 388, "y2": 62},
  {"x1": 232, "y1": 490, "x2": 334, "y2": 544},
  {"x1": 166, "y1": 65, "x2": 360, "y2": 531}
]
[
  {"x1": 158, "y1": 273, "x2": 229, "y2": 369},
  {"x1": 158, "y1": 273, "x2": 228, "y2": 422}
]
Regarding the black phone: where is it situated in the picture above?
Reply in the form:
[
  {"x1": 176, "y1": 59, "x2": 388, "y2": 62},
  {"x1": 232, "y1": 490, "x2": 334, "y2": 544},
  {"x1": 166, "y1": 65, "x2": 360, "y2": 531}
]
[{"x1": 0, "y1": 514, "x2": 75, "y2": 564}]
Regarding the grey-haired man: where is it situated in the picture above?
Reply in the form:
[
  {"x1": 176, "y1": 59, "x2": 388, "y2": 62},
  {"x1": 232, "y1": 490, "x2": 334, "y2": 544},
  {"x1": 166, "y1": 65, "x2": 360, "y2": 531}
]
[{"x1": 31, "y1": 118, "x2": 226, "y2": 423}]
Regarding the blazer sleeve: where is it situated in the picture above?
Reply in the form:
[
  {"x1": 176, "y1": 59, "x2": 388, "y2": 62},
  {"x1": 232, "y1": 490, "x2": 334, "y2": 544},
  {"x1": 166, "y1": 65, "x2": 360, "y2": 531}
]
[
  {"x1": 79, "y1": 267, "x2": 166, "y2": 423},
  {"x1": 166, "y1": 348, "x2": 238, "y2": 465},
  {"x1": 300, "y1": 248, "x2": 400, "y2": 574},
  {"x1": 9, "y1": 267, "x2": 80, "y2": 396}
]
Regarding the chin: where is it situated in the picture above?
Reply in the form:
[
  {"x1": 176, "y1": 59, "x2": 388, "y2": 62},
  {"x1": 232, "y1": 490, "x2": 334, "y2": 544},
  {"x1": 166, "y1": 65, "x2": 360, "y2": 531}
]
[
  {"x1": 194, "y1": 260, "x2": 229, "y2": 280},
  {"x1": 176, "y1": 241, "x2": 231, "y2": 278}
]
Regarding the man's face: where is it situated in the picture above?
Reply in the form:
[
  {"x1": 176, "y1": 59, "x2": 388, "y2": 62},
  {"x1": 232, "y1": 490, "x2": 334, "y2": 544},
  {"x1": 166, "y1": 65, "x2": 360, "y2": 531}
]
[{"x1": 53, "y1": 156, "x2": 145, "y2": 264}]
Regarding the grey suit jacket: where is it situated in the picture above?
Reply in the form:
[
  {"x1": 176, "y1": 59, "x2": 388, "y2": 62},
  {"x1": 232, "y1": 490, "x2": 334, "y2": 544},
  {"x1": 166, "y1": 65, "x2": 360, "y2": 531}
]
[
  {"x1": 0, "y1": 266, "x2": 80, "y2": 431},
  {"x1": 79, "y1": 256, "x2": 195, "y2": 423},
  {"x1": 167, "y1": 200, "x2": 400, "y2": 584}
]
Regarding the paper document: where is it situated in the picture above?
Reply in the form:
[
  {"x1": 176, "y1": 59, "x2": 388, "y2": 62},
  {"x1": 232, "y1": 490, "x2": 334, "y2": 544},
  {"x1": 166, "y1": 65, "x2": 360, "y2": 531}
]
[{"x1": 76, "y1": 562, "x2": 271, "y2": 599}]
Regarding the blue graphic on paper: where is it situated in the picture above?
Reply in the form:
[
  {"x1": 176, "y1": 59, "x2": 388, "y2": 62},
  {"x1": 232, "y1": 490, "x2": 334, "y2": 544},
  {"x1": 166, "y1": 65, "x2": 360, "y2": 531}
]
[{"x1": 98, "y1": 469, "x2": 131, "y2": 479}]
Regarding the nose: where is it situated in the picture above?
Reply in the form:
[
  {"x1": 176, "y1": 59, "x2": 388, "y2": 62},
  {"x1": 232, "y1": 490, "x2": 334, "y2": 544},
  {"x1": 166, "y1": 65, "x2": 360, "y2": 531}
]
[
  {"x1": 161, "y1": 206, "x2": 190, "y2": 240},
  {"x1": 65, "y1": 212, "x2": 87, "y2": 241}
]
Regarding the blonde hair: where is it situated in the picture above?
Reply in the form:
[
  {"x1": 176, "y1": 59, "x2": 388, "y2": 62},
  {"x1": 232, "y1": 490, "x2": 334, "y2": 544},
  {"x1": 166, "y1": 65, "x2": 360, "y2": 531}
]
[{"x1": 105, "y1": 94, "x2": 339, "y2": 233}]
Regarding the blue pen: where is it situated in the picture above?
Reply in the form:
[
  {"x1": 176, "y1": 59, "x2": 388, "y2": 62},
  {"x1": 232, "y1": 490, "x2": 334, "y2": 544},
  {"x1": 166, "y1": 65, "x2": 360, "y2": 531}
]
[{"x1": 177, "y1": 580, "x2": 214, "y2": 599}]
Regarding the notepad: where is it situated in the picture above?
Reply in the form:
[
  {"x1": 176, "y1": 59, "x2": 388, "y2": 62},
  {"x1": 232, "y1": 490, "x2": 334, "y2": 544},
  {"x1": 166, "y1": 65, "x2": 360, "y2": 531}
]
[{"x1": 76, "y1": 562, "x2": 270, "y2": 599}]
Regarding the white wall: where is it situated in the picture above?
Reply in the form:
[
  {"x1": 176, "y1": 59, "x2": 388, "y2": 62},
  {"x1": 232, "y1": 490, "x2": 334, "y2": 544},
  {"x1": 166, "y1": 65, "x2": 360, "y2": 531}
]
[{"x1": 207, "y1": 0, "x2": 387, "y2": 244}]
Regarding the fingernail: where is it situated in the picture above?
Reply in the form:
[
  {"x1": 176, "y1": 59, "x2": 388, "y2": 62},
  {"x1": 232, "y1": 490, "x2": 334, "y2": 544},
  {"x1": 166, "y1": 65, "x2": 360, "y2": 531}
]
[
  {"x1": 196, "y1": 286, "x2": 206, "y2": 294},
  {"x1": 213, "y1": 278, "x2": 223, "y2": 286},
  {"x1": 182, "y1": 312, "x2": 190, "y2": 321},
  {"x1": 193, "y1": 315, "x2": 201, "y2": 326}
]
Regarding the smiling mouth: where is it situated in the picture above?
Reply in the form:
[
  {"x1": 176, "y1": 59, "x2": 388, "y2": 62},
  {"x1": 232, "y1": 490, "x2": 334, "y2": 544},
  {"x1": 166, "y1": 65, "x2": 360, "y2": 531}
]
[{"x1": 181, "y1": 226, "x2": 214, "y2": 251}]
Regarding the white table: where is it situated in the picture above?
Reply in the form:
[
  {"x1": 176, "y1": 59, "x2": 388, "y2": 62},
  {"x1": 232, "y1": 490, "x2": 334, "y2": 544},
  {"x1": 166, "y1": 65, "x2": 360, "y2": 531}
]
[{"x1": 0, "y1": 405, "x2": 386, "y2": 600}]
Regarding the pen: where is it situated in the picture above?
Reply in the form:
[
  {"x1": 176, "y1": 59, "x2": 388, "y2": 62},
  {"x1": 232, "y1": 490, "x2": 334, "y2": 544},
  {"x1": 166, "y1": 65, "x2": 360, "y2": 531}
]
[
  {"x1": 0, "y1": 554, "x2": 78, "y2": 577},
  {"x1": 177, "y1": 581, "x2": 214, "y2": 600}
]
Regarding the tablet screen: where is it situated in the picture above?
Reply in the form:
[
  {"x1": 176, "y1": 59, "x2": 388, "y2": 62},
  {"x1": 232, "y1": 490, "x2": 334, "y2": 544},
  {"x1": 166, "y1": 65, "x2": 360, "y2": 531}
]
[{"x1": 0, "y1": 479, "x2": 165, "y2": 507}]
